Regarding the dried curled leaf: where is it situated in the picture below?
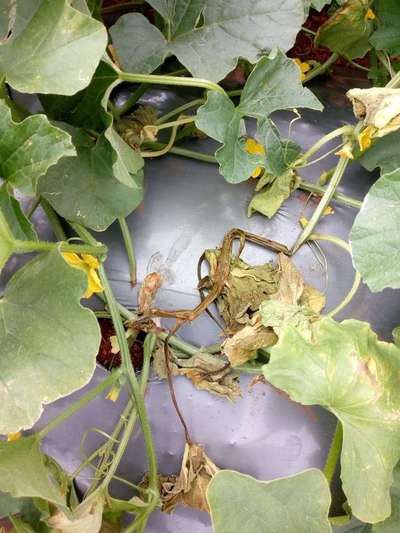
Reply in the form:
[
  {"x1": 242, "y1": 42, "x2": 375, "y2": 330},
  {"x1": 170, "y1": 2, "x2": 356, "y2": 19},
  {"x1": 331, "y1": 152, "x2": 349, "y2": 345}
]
[
  {"x1": 138, "y1": 272, "x2": 164, "y2": 315},
  {"x1": 153, "y1": 346, "x2": 240, "y2": 400},
  {"x1": 221, "y1": 253, "x2": 325, "y2": 366},
  {"x1": 157, "y1": 442, "x2": 219, "y2": 513},
  {"x1": 222, "y1": 315, "x2": 277, "y2": 368},
  {"x1": 347, "y1": 88, "x2": 400, "y2": 138},
  {"x1": 202, "y1": 249, "x2": 279, "y2": 333}
]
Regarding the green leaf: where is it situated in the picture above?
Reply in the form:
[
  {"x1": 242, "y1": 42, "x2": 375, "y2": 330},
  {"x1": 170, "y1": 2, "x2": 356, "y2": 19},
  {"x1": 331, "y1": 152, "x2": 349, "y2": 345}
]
[
  {"x1": 39, "y1": 62, "x2": 118, "y2": 133},
  {"x1": 40, "y1": 62, "x2": 143, "y2": 189},
  {"x1": 370, "y1": 0, "x2": 400, "y2": 55},
  {"x1": 0, "y1": 436, "x2": 65, "y2": 506},
  {"x1": 315, "y1": 0, "x2": 373, "y2": 59},
  {"x1": 259, "y1": 119, "x2": 301, "y2": 176},
  {"x1": 359, "y1": 130, "x2": 400, "y2": 174},
  {"x1": 0, "y1": 185, "x2": 37, "y2": 242},
  {"x1": 0, "y1": 100, "x2": 75, "y2": 195},
  {"x1": 0, "y1": 492, "x2": 25, "y2": 519},
  {"x1": 237, "y1": 52, "x2": 323, "y2": 118},
  {"x1": 350, "y1": 169, "x2": 400, "y2": 292},
  {"x1": 311, "y1": 0, "x2": 332, "y2": 10},
  {"x1": 248, "y1": 169, "x2": 299, "y2": 218},
  {"x1": 207, "y1": 469, "x2": 331, "y2": 533},
  {"x1": 0, "y1": 0, "x2": 107, "y2": 95},
  {"x1": 195, "y1": 51, "x2": 322, "y2": 183},
  {"x1": 110, "y1": 0, "x2": 306, "y2": 82},
  {"x1": 0, "y1": 210, "x2": 17, "y2": 273},
  {"x1": 148, "y1": 0, "x2": 205, "y2": 38},
  {"x1": 38, "y1": 126, "x2": 143, "y2": 231},
  {"x1": 0, "y1": 249, "x2": 100, "y2": 432},
  {"x1": 264, "y1": 317, "x2": 400, "y2": 523}
]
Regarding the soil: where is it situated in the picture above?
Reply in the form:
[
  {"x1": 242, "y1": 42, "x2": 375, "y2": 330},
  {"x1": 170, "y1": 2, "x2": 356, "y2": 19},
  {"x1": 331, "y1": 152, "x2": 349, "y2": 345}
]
[{"x1": 97, "y1": 318, "x2": 144, "y2": 370}]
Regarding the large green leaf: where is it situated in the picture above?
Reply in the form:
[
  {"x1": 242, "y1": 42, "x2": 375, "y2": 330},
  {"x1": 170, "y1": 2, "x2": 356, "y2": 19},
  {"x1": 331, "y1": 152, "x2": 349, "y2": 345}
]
[
  {"x1": 0, "y1": 249, "x2": 100, "y2": 433},
  {"x1": 39, "y1": 61, "x2": 143, "y2": 189},
  {"x1": 0, "y1": 0, "x2": 107, "y2": 95},
  {"x1": 370, "y1": 0, "x2": 400, "y2": 55},
  {"x1": 259, "y1": 119, "x2": 301, "y2": 176},
  {"x1": 264, "y1": 317, "x2": 400, "y2": 523},
  {"x1": 207, "y1": 469, "x2": 331, "y2": 533},
  {"x1": 350, "y1": 169, "x2": 400, "y2": 292},
  {"x1": 0, "y1": 437, "x2": 64, "y2": 507},
  {"x1": 0, "y1": 100, "x2": 75, "y2": 195},
  {"x1": 110, "y1": 0, "x2": 306, "y2": 82},
  {"x1": 38, "y1": 126, "x2": 143, "y2": 231},
  {"x1": 195, "y1": 51, "x2": 322, "y2": 183},
  {"x1": 0, "y1": 185, "x2": 37, "y2": 242},
  {"x1": 315, "y1": 0, "x2": 373, "y2": 59},
  {"x1": 359, "y1": 130, "x2": 400, "y2": 175}
]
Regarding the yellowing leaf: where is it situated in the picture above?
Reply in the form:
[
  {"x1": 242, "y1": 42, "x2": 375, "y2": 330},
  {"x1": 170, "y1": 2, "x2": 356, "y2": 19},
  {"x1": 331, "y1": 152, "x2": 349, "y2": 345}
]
[
  {"x1": 48, "y1": 494, "x2": 103, "y2": 533},
  {"x1": 62, "y1": 252, "x2": 104, "y2": 298}
]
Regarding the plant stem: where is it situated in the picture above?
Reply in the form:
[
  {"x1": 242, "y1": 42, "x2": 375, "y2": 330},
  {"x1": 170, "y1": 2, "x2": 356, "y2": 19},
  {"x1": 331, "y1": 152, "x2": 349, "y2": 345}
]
[
  {"x1": 299, "y1": 181, "x2": 361, "y2": 209},
  {"x1": 26, "y1": 197, "x2": 41, "y2": 219},
  {"x1": 101, "y1": 0, "x2": 143, "y2": 14},
  {"x1": 386, "y1": 68, "x2": 400, "y2": 88},
  {"x1": 292, "y1": 156, "x2": 350, "y2": 253},
  {"x1": 155, "y1": 115, "x2": 195, "y2": 130},
  {"x1": 38, "y1": 370, "x2": 122, "y2": 439},
  {"x1": 118, "y1": 217, "x2": 137, "y2": 286},
  {"x1": 156, "y1": 98, "x2": 204, "y2": 124},
  {"x1": 13, "y1": 240, "x2": 108, "y2": 256},
  {"x1": 40, "y1": 198, "x2": 67, "y2": 241},
  {"x1": 115, "y1": 83, "x2": 150, "y2": 118},
  {"x1": 376, "y1": 51, "x2": 394, "y2": 78},
  {"x1": 119, "y1": 71, "x2": 226, "y2": 96},
  {"x1": 301, "y1": 26, "x2": 316, "y2": 36},
  {"x1": 308, "y1": 233, "x2": 362, "y2": 317},
  {"x1": 141, "y1": 124, "x2": 178, "y2": 157},
  {"x1": 294, "y1": 125, "x2": 354, "y2": 165},
  {"x1": 347, "y1": 58, "x2": 370, "y2": 73},
  {"x1": 98, "y1": 266, "x2": 159, "y2": 502},
  {"x1": 303, "y1": 53, "x2": 339, "y2": 83},
  {"x1": 323, "y1": 421, "x2": 343, "y2": 485}
]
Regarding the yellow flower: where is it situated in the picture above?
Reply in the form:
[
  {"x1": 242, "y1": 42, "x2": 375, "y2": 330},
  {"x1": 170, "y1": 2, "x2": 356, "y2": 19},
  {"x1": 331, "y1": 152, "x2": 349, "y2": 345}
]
[
  {"x1": 106, "y1": 385, "x2": 121, "y2": 402},
  {"x1": 245, "y1": 138, "x2": 265, "y2": 178},
  {"x1": 358, "y1": 125, "x2": 378, "y2": 151},
  {"x1": 294, "y1": 58, "x2": 311, "y2": 81},
  {"x1": 62, "y1": 253, "x2": 104, "y2": 298},
  {"x1": 365, "y1": 8, "x2": 375, "y2": 20},
  {"x1": 7, "y1": 432, "x2": 21, "y2": 441}
]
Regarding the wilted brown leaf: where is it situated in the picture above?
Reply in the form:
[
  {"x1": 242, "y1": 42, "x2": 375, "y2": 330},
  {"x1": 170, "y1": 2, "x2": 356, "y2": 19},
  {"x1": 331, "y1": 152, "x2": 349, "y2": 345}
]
[
  {"x1": 138, "y1": 272, "x2": 163, "y2": 315},
  {"x1": 153, "y1": 346, "x2": 240, "y2": 400},
  {"x1": 158, "y1": 442, "x2": 219, "y2": 513},
  {"x1": 222, "y1": 315, "x2": 277, "y2": 367},
  {"x1": 202, "y1": 249, "x2": 279, "y2": 333}
]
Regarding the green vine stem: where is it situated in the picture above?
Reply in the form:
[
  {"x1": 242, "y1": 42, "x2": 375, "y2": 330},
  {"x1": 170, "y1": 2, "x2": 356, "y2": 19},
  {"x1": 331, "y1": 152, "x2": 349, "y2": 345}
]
[
  {"x1": 143, "y1": 142, "x2": 361, "y2": 209},
  {"x1": 155, "y1": 115, "x2": 195, "y2": 130},
  {"x1": 308, "y1": 233, "x2": 362, "y2": 317},
  {"x1": 26, "y1": 197, "x2": 41, "y2": 219},
  {"x1": 115, "y1": 83, "x2": 150, "y2": 118},
  {"x1": 40, "y1": 198, "x2": 67, "y2": 241},
  {"x1": 118, "y1": 217, "x2": 137, "y2": 286},
  {"x1": 156, "y1": 98, "x2": 204, "y2": 124},
  {"x1": 98, "y1": 265, "x2": 159, "y2": 508},
  {"x1": 38, "y1": 369, "x2": 123, "y2": 439},
  {"x1": 291, "y1": 155, "x2": 351, "y2": 254},
  {"x1": 13, "y1": 240, "x2": 108, "y2": 256},
  {"x1": 118, "y1": 71, "x2": 227, "y2": 96},
  {"x1": 293, "y1": 125, "x2": 354, "y2": 166},
  {"x1": 141, "y1": 124, "x2": 178, "y2": 158},
  {"x1": 303, "y1": 53, "x2": 339, "y2": 83},
  {"x1": 323, "y1": 421, "x2": 343, "y2": 485}
]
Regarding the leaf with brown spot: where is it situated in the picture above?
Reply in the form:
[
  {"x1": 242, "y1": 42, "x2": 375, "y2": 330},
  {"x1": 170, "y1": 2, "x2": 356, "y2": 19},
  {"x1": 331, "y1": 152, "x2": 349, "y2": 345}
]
[{"x1": 264, "y1": 317, "x2": 400, "y2": 524}]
